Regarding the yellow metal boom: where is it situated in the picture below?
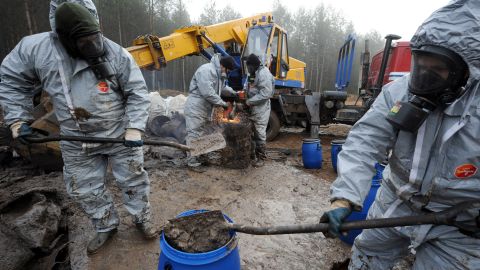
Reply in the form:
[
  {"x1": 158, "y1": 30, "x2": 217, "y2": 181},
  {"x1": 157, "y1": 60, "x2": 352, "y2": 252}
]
[{"x1": 127, "y1": 13, "x2": 273, "y2": 69}]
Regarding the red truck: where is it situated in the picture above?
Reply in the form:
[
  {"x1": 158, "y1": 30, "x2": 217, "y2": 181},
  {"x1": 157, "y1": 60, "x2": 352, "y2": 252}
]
[
  {"x1": 335, "y1": 35, "x2": 412, "y2": 124},
  {"x1": 367, "y1": 41, "x2": 411, "y2": 89}
]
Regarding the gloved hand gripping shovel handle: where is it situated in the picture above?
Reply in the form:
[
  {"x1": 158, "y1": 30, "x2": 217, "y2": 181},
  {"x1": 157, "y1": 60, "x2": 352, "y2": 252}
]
[
  {"x1": 228, "y1": 200, "x2": 480, "y2": 235},
  {"x1": 24, "y1": 136, "x2": 193, "y2": 151}
]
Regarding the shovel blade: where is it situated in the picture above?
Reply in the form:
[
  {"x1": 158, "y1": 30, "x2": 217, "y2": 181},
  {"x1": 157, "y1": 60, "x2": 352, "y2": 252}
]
[{"x1": 189, "y1": 131, "x2": 226, "y2": 157}]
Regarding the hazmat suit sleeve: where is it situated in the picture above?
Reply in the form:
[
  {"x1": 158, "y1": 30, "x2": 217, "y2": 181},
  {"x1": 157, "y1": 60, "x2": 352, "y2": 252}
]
[
  {"x1": 116, "y1": 48, "x2": 150, "y2": 131},
  {"x1": 222, "y1": 85, "x2": 236, "y2": 95},
  {"x1": 330, "y1": 82, "x2": 398, "y2": 210},
  {"x1": 247, "y1": 68, "x2": 274, "y2": 106},
  {"x1": 196, "y1": 68, "x2": 226, "y2": 106},
  {"x1": 0, "y1": 37, "x2": 38, "y2": 126}
]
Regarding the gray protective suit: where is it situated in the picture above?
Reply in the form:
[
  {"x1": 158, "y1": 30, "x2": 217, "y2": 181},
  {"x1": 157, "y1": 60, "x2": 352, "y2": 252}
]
[
  {"x1": 246, "y1": 66, "x2": 274, "y2": 144},
  {"x1": 329, "y1": 1, "x2": 480, "y2": 269},
  {"x1": 0, "y1": 0, "x2": 151, "y2": 232},
  {"x1": 184, "y1": 54, "x2": 228, "y2": 143}
]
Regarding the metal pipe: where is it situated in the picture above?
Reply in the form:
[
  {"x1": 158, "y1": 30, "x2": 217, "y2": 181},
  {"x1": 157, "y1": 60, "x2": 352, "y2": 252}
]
[{"x1": 372, "y1": 34, "x2": 401, "y2": 97}]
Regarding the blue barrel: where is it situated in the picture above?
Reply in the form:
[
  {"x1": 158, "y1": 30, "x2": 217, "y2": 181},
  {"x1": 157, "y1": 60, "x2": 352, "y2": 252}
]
[
  {"x1": 330, "y1": 139, "x2": 345, "y2": 173},
  {"x1": 302, "y1": 139, "x2": 322, "y2": 169},
  {"x1": 158, "y1": 210, "x2": 241, "y2": 270},
  {"x1": 339, "y1": 162, "x2": 386, "y2": 245}
]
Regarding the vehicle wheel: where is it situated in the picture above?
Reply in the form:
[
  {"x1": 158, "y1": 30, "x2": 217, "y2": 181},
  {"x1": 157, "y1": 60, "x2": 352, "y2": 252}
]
[{"x1": 266, "y1": 110, "x2": 281, "y2": 141}]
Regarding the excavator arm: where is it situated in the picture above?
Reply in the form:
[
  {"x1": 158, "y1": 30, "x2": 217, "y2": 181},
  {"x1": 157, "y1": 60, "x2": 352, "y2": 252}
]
[{"x1": 127, "y1": 13, "x2": 274, "y2": 69}]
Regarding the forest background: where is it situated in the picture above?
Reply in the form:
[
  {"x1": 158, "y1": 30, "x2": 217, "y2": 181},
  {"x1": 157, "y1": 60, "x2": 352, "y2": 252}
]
[{"x1": 0, "y1": 0, "x2": 386, "y2": 94}]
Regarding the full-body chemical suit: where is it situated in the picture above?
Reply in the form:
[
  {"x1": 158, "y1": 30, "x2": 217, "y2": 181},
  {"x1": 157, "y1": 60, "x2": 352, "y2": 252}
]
[
  {"x1": 321, "y1": 1, "x2": 480, "y2": 269},
  {"x1": 0, "y1": 1, "x2": 154, "y2": 254},
  {"x1": 244, "y1": 54, "x2": 274, "y2": 166},
  {"x1": 184, "y1": 54, "x2": 235, "y2": 167}
]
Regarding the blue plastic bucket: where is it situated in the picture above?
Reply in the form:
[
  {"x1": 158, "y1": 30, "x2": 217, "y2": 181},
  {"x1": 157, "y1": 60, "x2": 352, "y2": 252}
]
[
  {"x1": 330, "y1": 139, "x2": 345, "y2": 173},
  {"x1": 158, "y1": 210, "x2": 241, "y2": 270},
  {"x1": 302, "y1": 138, "x2": 322, "y2": 169},
  {"x1": 339, "y1": 162, "x2": 386, "y2": 245}
]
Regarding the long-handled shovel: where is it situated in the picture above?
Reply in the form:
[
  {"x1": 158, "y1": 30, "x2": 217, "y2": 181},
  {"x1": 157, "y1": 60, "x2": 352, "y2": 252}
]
[
  {"x1": 0, "y1": 127, "x2": 228, "y2": 156},
  {"x1": 26, "y1": 135, "x2": 192, "y2": 151},
  {"x1": 164, "y1": 200, "x2": 480, "y2": 249}
]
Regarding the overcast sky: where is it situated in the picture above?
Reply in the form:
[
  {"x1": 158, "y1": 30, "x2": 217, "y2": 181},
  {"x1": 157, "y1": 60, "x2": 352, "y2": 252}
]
[{"x1": 185, "y1": 0, "x2": 452, "y2": 41}]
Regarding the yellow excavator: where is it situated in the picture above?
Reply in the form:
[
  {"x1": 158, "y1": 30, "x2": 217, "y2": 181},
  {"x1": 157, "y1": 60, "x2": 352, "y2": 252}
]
[
  {"x1": 128, "y1": 12, "x2": 346, "y2": 140},
  {"x1": 129, "y1": 13, "x2": 305, "y2": 87}
]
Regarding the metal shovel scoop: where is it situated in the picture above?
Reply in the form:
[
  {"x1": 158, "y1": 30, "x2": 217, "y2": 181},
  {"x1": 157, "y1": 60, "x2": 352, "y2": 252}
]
[
  {"x1": 164, "y1": 200, "x2": 480, "y2": 249},
  {"x1": 188, "y1": 131, "x2": 226, "y2": 157}
]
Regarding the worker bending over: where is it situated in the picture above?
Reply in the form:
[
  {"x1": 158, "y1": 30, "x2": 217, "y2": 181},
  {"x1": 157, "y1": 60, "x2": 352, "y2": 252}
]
[{"x1": 184, "y1": 54, "x2": 236, "y2": 168}]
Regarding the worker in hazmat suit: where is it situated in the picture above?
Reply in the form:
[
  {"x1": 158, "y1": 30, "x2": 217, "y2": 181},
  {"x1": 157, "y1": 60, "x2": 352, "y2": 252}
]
[
  {"x1": 0, "y1": 1, "x2": 155, "y2": 255},
  {"x1": 244, "y1": 54, "x2": 274, "y2": 167},
  {"x1": 184, "y1": 54, "x2": 236, "y2": 168},
  {"x1": 320, "y1": 1, "x2": 480, "y2": 269}
]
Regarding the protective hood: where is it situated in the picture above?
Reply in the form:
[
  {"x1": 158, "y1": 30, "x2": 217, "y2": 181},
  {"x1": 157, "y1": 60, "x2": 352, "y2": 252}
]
[
  {"x1": 54, "y1": 2, "x2": 101, "y2": 58},
  {"x1": 410, "y1": 0, "x2": 480, "y2": 115},
  {"x1": 49, "y1": 0, "x2": 99, "y2": 32},
  {"x1": 210, "y1": 53, "x2": 222, "y2": 75}
]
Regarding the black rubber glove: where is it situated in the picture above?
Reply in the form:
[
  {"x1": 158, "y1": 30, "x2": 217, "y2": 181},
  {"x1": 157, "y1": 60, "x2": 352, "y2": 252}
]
[
  {"x1": 320, "y1": 199, "x2": 352, "y2": 238},
  {"x1": 16, "y1": 123, "x2": 48, "y2": 145}
]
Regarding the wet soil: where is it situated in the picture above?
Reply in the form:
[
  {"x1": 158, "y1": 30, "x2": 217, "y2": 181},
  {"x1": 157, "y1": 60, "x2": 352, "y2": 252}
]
[{"x1": 163, "y1": 210, "x2": 231, "y2": 253}]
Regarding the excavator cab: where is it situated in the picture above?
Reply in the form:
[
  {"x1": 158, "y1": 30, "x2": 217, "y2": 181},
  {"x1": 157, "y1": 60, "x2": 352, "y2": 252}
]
[{"x1": 241, "y1": 24, "x2": 290, "y2": 79}]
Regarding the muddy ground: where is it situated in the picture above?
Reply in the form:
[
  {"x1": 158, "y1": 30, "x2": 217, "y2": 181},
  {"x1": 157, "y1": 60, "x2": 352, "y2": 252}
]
[
  {"x1": 86, "y1": 126, "x2": 352, "y2": 270},
  {"x1": 2, "y1": 125, "x2": 354, "y2": 270}
]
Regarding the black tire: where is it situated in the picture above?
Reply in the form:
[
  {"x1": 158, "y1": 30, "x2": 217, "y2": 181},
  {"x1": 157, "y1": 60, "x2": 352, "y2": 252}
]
[{"x1": 266, "y1": 110, "x2": 281, "y2": 141}]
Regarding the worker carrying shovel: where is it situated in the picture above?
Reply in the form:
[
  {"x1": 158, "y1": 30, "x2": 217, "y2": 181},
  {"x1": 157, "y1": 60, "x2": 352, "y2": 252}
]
[
  {"x1": 184, "y1": 53, "x2": 236, "y2": 169},
  {"x1": 321, "y1": 1, "x2": 480, "y2": 268},
  {"x1": 0, "y1": 0, "x2": 156, "y2": 254}
]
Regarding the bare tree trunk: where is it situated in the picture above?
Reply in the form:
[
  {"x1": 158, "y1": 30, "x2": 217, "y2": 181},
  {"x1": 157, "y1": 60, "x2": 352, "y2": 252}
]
[
  {"x1": 24, "y1": 0, "x2": 33, "y2": 35},
  {"x1": 318, "y1": 40, "x2": 328, "y2": 92},
  {"x1": 315, "y1": 45, "x2": 320, "y2": 91},
  {"x1": 117, "y1": 3, "x2": 123, "y2": 45},
  {"x1": 182, "y1": 57, "x2": 186, "y2": 92},
  {"x1": 150, "y1": 0, "x2": 154, "y2": 33}
]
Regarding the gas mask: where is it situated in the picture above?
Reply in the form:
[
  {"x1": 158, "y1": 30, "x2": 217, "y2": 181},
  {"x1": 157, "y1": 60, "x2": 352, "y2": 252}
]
[
  {"x1": 76, "y1": 33, "x2": 115, "y2": 80},
  {"x1": 76, "y1": 32, "x2": 104, "y2": 59},
  {"x1": 245, "y1": 53, "x2": 261, "y2": 83},
  {"x1": 386, "y1": 45, "x2": 468, "y2": 132},
  {"x1": 221, "y1": 71, "x2": 228, "y2": 80},
  {"x1": 247, "y1": 65, "x2": 257, "y2": 77},
  {"x1": 247, "y1": 65, "x2": 257, "y2": 83}
]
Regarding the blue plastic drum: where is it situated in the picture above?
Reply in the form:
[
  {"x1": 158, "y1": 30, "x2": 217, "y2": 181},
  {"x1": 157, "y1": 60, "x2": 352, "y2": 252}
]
[
  {"x1": 339, "y1": 163, "x2": 386, "y2": 245},
  {"x1": 302, "y1": 138, "x2": 322, "y2": 169},
  {"x1": 330, "y1": 139, "x2": 345, "y2": 173},
  {"x1": 158, "y1": 210, "x2": 241, "y2": 270}
]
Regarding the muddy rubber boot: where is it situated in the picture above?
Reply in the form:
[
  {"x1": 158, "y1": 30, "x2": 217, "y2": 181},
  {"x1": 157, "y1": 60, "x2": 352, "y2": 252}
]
[
  {"x1": 187, "y1": 156, "x2": 207, "y2": 172},
  {"x1": 253, "y1": 143, "x2": 267, "y2": 167},
  {"x1": 252, "y1": 158, "x2": 265, "y2": 167},
  {"x1": 136, "y1": 221, "x2": 159, "y2": 239},
  {"x1": 87, "y1": 228, "x2": 117, "y2": 255}
]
